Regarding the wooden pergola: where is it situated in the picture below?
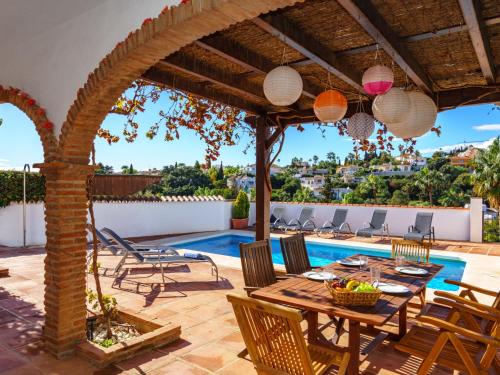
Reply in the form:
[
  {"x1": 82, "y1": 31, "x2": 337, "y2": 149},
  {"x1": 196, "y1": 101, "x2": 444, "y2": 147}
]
[{"x1": 142, "y1": 0, "x2": 500, "y2": 240}]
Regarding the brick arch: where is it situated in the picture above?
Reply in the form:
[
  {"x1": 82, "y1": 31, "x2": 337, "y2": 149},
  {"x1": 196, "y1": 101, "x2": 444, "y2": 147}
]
[
  {"x1": 0, "y1": 86, "x2": 59, "y2": 161},
  {"x1": 58, "y1": 0, "x2": 301, "y2": 165}
]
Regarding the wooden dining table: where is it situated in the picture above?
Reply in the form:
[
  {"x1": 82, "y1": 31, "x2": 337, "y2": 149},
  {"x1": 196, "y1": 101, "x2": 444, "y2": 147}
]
[{"x1": 251, "y1": 255, "x2": 443, "y2": 375}]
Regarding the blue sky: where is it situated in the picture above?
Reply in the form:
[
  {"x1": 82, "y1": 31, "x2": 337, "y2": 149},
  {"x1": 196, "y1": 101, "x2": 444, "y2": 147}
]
[{"x1": 0, "y1": 94, "x2": 498, "y2": 171}]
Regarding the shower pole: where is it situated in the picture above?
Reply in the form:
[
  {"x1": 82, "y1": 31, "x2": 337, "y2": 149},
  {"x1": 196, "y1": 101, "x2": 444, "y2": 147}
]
[{"x1": 23, "y1": 164, "x2": 30, "y2": 247}]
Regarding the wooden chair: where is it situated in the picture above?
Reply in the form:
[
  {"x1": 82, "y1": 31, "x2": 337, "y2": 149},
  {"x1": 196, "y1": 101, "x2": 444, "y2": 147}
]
[
  {"x1": 280, "y1": 233, "x2": 345, "y2": 343},
  {"x1": 280, "y1": 233, "x2": 314, "y2": 275},
  {"x1": 227, "y1": 293, "x2": 350, "y2": 375},
  {"x1": 423, "y1": 281, "x2": 499, "y2": 335},
  {"x1": 391, "y1": 239, "x2": 430, "y2": 307},
  {"x1": 240, "y1": 240, "x2": 280, "y2": 295},
  {"x1": 395, "y1": 296, "x2": 500, "y2": 375}
]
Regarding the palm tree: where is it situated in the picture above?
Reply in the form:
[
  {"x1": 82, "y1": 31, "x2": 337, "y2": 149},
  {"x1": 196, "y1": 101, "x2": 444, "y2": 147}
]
[
  {"x1": 473, "y1": 137, "x2": 500, "y2": 209},
  {"x1": 414, "y1": 167, "x2": 445, "y2": 205}
]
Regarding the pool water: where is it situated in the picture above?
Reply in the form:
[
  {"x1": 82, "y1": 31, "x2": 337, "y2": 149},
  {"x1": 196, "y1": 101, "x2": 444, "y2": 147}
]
[{"x1": 171, "y1": 234, "x2": 466, "y2": 291}]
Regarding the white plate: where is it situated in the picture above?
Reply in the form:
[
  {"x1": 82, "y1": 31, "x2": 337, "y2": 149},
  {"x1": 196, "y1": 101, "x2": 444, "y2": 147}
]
[
  {"x1": 302, "y1": 271, "x2": 336, "y2": 281},
  {"x1": 377, "y1": 282, "x2": 411, "y2": 294},
  {"x1": 336, "y1": 259, "x2": 366, "y2": 267},
  {"x1": 395, "y1": 266, "x2": 428, "y2": 276}
]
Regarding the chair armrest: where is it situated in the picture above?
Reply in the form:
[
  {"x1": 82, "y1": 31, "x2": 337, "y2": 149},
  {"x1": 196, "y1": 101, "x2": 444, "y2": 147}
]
[
  {"x1": 302, "y1": 219, "x2": 316, "y2": 229},
  {"x1": 321, "y1": 220, "x2": 333, "y2": 229},
  {"x1": 417, "y1": 315, "x2": 500, "y2": 347},
  {"x1": 432, "y1": 296, "x2": 500, "y2": 321},
  {"x1": 444, "y1": 280, "x2": 498, "y2": 297},
  {"x1": 287, "y1": 218, "x2": 300, "y2": 226},
  {"x1": 244, "y1": 286, "x2": 260, "y2": 293}
]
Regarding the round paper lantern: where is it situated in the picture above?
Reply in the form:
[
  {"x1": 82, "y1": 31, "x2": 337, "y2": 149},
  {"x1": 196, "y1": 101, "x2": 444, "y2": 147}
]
[
  {"x1": 386, "y1": 91, "x2": 437, "y2": 139},
  {"x1": 347, "y1": 112, "x2": 375, "y2": 140},
  {"x1": 313, "y1": 90, "x2": 347, "y2": 122},
  {"x1": 263, "y1": 66, "x2": 303, "y2": 106},
  {"x1": 372, "y1": 88, "x2": 411, "y2": 124},
  {"x1": 362, "y1": 65, "x2": 394, "y2": 95}
]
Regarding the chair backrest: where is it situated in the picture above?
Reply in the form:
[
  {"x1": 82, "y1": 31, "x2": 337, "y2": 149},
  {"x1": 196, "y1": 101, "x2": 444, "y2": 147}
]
[
  {"x1": 240, "y1": 240, "x2": 276, "y2": 288},
  {"x1": 280, "y1": 233, "x2": 312, "y2": 275},
  {"x1": 414, "y1": 212, "x2": 433, "y2": 234},
  {"x1": 101, "y1": 227, "x2": 144, "y2": 262},
  {"x1": 391, "y1": 239, "x2": 430, "y2": 263},
  {"x1": 272, "y1": 206, "x2": 285, "y2": 220},
  {"x1": 331, "y1": 208, "x2": 348, "y2": 227},
  {"x1": 370, "y1": 209, "x2": 387, "y2": 229},
  {"x1": 86, "y1": 224, "x2": 120, "y2": 255},
  {"x1": 298, "y1": 207, "x2": 314, "y2": 224},
  {"x1": 227, "y1": 293, "x2": 315, "y2": 375}
]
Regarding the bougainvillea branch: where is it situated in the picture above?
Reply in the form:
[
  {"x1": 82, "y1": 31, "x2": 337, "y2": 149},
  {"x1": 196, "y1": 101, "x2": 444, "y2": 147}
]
[{"x1": 102, "y1": 80, "x2": 439, "y2": 162}]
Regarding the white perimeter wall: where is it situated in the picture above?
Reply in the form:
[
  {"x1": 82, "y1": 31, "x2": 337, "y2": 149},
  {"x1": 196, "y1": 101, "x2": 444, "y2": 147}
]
[
  {"x1": 0, "y1": 200, "x2": 481, "y2": 247},
  {"x1": 250, "y1": 202, "x2": 472, "y2": 241},
  {"x1": 0, "y1": 201, "x2": 232, "y2": 247}
]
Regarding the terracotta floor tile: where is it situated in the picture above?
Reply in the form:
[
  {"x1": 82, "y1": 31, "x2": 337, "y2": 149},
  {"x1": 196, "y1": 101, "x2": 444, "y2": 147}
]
[
  {"x1": 148, "y1": 359, "x2": 210, "y2": 375},
  {"x1": 182, "y1": 343, "x2": 238, "y2": 372},
  {"x1": 1, "y1": 364, "x2": 42, "y2": 375},
  {"x1": 115, "y1": 349, "x2": 175, "y2": 374},
  {"x1": 0, "y1": 352, "x2": 28, "y2": 374},
  {"x1": 216, "y1": 358, "x2": 256, "y2": 375}
]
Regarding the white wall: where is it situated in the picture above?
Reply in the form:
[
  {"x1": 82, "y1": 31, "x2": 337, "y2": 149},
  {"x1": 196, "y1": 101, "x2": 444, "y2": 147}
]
[
  {"x1": 0, "y1": 201, "x2": 232, "y2": 247},
  {"x1": 0, "y1": 0, "x2": 179, "y2": 135},
  {"x1": 250, "y1": 202, "x2": 472, "y2": 241}
]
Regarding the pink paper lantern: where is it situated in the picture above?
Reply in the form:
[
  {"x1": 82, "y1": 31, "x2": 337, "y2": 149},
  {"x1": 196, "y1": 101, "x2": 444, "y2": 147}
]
[{"x1": 362, "y1": 65, "x2": 394, "y2": 95}]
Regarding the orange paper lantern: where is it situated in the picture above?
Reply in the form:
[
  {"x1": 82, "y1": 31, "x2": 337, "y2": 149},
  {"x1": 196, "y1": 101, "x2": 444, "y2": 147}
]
[{"x1": 313, "y1": 90, "x2": 347, "y2": 122}]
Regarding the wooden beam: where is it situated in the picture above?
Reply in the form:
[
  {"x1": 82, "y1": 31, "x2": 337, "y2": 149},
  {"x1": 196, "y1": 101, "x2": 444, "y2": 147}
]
[
  {"x1": 159, "y1": 54, "x2": 268, "y2": 105},
  {"x1": 195, "y1": 37, "x2": 319, "y2": 99},
  {"x1": 287, "y1": 16, "x2": 500, "y2": 61},
  {"x1": 336, "y1": 0, "x2": 433, "y2": 94},
  {"x1": 252, "y1": 14, "x2": 364, "y2": 92},
  {"x1": 458, "y1": 0, "x2": 496, "y2": 84},
  {"x1": 255, "y1": 116, "x2": 271, "y2": 240},
  {"x1": 142, "y1": 67, "x2": 265, "y2": 114}
]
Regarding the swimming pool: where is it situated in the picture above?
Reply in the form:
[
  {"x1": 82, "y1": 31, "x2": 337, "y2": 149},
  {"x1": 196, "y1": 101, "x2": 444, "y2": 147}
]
[{"x1": 171, "y1": 234, "x2": 466, "y2": 291}]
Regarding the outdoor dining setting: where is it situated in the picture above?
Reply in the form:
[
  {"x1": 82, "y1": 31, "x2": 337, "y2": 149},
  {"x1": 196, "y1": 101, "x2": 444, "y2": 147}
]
[{"x1": 234, "y1": 234, "x2": 499, "y2": 375}]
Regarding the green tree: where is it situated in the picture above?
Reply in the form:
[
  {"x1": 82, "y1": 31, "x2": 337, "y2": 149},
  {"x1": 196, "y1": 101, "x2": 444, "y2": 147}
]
[
  {"x1": 194, "y1": 160, "x2": 201, "y2": 170},
  {"x1": 427, "y1": 151, "x2": 448, "y2": 171},
  {"x1": 95, "y1": 163, "x2": 114, "y2": 175},
  {"x1": 121, "y1": 164, "x2": 137, "y2": 174},
  {"x1": 147, "y1": 164, "x2": 212, "y2": 196},
  {"x1": 355, "y1": 175, "x2": 390, "y2": 203},
  {"x1": 321, "y1": 176, "x2": 334, "y2": 202},
  {"x1": 293, "y1": 187, "x2": 316, "y2": 202},
  {"x1": 414, "y1": 167, "x2": 445, "y2": 205},
  {"x1": 473, "y1": 137, "x2": 500, "y2": 209},
  {"x1": 232, "y1": 190, "x2": 250, "y2": 219},
  {"x1": 389, "y1": 190, "x2": 409, "y2": 205},
  {"x1": 216, "y1": 163, "x2": 224, "y2": 180}
]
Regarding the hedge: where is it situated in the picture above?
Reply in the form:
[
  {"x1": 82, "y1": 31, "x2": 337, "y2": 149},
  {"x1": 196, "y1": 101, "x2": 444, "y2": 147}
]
[{"x1": 0, "y1": 171, "x2": 45, "y2": 208}]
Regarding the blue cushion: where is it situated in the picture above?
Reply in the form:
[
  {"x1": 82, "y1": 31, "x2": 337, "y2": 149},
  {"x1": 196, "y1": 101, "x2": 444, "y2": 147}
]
[{"x1": 184, "y1": 251, "x2": 204, "y2": 259}]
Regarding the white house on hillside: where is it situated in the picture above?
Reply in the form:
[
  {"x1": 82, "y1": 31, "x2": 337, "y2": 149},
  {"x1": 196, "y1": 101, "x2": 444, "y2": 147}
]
[
  {"x1": 300, "y1": 175, "x2": 325, "y2": 198},
  {"x1": 244, "y1": 164, "x2": 282, "y2": 176}
]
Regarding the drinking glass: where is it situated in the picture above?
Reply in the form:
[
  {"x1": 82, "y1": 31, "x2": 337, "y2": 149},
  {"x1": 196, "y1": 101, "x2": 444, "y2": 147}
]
[
  {"x1": 396, "y1": 255, "x2": 406, "y2": 267},
  {"x1": 359, "y1": 255, "x2": 368, "y2": 271},
  {"x1": 370, "y1": 266, "x2": 381, "y2": 286}
]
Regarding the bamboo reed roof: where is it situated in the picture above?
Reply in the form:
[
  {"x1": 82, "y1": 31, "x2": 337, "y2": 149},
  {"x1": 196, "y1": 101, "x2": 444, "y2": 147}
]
[{"x1": 142, "y1": 0, "x2": 500, "y2": 123}]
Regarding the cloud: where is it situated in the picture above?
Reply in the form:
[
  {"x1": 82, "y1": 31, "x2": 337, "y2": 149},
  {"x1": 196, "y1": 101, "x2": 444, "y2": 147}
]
[
  {"x1": 473, "y1": 124, "x2": 500, "y2": 131},
  {"x1": 419, "y1": 137, "x2": 497, "y2": 155}
]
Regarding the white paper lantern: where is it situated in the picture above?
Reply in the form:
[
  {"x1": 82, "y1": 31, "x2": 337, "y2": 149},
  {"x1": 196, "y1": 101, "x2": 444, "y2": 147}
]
[
  {"x1": 362, "y1": 65, "x2": 394, "y2": 95},
  {"x1": 372, "y1": 88, "x2": 410, "y2": 124},
  {"x1": 347, "y1": 112, "x2": 375, "y2": 140},
  {"x1": 263, "y1": 66, "x2": 303, "y2": 106},
  {"x1": 386, "y1": 91, "x2": 437, "y2": 139}
]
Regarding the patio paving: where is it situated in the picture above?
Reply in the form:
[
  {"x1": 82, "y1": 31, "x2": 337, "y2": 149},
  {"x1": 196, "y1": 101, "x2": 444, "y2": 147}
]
[{"x1": 0, "y1": 240, "x2": 498, "y2": 374}]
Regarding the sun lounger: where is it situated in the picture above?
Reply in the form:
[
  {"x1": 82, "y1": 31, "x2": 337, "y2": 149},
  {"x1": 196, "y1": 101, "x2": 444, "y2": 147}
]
[
  {"x1": 314, "y1": 208, "x2": 352, "y2": 237},
  {"x1": 279, "y1": 207, "x2": 316, "y2": 232},
  {"x1": 101, "y1": 227, "x2": 218, "y2": 281},
  {"x1": 355, "y1": 209, "x2": 389, "y2": 239},
  {"x1": 404, "y1": 212, "x2": 435, "y2": 243},
  {"x1": 270, "y1": 206, "x2": 286, "y2": 229}
]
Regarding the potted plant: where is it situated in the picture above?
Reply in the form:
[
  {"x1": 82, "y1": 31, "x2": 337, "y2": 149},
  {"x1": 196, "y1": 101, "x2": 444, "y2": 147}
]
[{"x1": 232, "y1": 190, "x2": 250, "y2": 229}]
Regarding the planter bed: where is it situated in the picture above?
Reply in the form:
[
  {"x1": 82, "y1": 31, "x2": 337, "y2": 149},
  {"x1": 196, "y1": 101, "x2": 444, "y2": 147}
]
[{"x1": 77, "y1": 309, "x2": 181, "y2": 368}]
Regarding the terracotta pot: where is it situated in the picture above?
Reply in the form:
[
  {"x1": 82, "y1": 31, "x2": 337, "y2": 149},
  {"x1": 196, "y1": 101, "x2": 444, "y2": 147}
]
[{"x1": 231, "y1": 218, "x2": 249, "y2": 229}]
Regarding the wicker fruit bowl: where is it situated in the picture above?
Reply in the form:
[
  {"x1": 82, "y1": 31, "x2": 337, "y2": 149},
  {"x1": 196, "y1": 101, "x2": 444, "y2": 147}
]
[{"x1": 324, "y1": 279, "x2": 382, "y2": 306}]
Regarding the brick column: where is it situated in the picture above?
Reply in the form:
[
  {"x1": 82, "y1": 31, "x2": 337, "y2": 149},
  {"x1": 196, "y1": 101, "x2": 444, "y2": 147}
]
[{"x1": 37, "y1": 162, "x2": 94, "y2": 358}]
